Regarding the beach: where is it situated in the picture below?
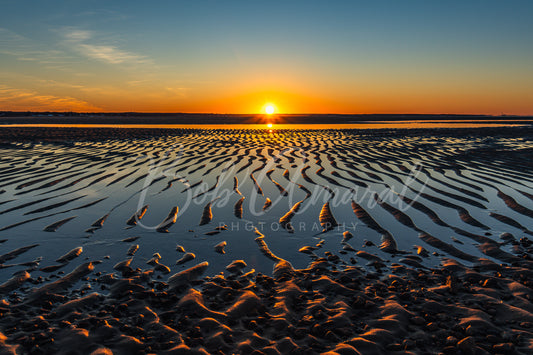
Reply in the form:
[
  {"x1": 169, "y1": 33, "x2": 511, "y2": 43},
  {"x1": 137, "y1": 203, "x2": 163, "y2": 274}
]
[
  {"x1": 1, "y1": 124, "x2": 533, "y2": 354},
  {"x1": 4, "y1": 0, "x2": 533, "y2": 351}
]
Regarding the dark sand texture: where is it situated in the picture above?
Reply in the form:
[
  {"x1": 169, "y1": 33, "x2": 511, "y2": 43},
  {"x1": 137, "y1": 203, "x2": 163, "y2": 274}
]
[{"x1": 0, "y1": 239, "x2": 532, "y2": 354}]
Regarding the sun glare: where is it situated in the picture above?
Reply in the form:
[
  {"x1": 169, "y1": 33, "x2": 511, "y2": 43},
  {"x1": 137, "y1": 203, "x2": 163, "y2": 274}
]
[
  {"x1": 267, "y1": 123, "x2": 273, "y2": 128},
  {"x1": 265, "y1": 104, "x2": 275, "y2": 114}
]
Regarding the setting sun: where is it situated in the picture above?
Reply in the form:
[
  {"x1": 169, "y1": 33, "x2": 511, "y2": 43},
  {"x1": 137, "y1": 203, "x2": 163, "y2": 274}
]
[{"x1": 264, "y1": 105, "x2": 275, "y2": 114}]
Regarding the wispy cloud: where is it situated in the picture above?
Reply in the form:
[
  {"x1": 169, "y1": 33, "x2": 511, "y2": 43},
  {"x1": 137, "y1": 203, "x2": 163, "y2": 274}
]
[
  {"x1": 34, "y1": 79, "x2": 85, "y2": 90},
  {"x1": 61, "y1": 27, "x2": 149, "y2": 65},
  {"x1": 0, "y1": 28, "x2": 77, "y2": 66},
  {"x1": 0, "y1": 27, "x2": 27, "y2": 45},
  {"x1": 127, "y1": 80, "x2": 149, "y2": 86},
  {"x1": 0, "y1": 85, "x2": 101, "y2": 112},
  {"x1": 165, "y1": 87, "x2": 190, "y2": 98},
  {"x1": 0, "y1": 71, "x2": 85, "y2": 90},
  {"x1": 64, "y1": 29, "x2": 92, "y2": 41},
  {"x1": 78, "y1": 44, "x2": 147, "y2": 64},
  {"x1": 2, "y1": 27, "x2": 149, "y2": 67}
]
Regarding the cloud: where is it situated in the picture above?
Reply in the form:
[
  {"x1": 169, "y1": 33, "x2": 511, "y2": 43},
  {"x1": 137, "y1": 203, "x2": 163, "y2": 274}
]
[
  {"x1": 165, "y1": 87, "x2": 190, "y2": 98},
  {"x1": 78, "y1": 44, "x2": 147, "y2": 64},
  {"x1": 127, "y1": 80, "x2": 149, "y2": 86},
  {"x1": 0, "y1": 28, "x2": 77, "y2": 66},
  {"x1": 1, "y1": 26, "x2": 152, "y2": 74},
  {"x1": 0, "y1": 27, "x2": 27, "y2": 45},
  {"x1": 61, "y1": 27, "x2": 149, "y2": 65},
  {"x1": 35, "y1": 79, "x2": 85, "y2": 90},
  {"x1": 64, "y1": 30, "x2": 92, "y2": 41},
  {"x1": 2, "y1": 27, "x2": 146, "y2": 66},
  {"x1": 0, "y1": 85, "x2": 101, "y2": 112},
  {"x1": 0, "y1": 71, "x2": 86, "y2": 90}
]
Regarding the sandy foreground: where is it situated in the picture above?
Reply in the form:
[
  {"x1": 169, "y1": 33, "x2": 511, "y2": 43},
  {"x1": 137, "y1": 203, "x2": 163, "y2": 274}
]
[
  {"x1": 0, "y1": 126, "x2": 533, "y2": 354},
  {"x1": 1, "y1": 238, "x2": 532, "y2": 354}
]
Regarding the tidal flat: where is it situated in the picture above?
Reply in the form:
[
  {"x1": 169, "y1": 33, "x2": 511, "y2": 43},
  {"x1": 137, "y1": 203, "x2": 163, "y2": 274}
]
[{"x1": 0, "y1": 125, "x2": 532, "y2": 354}]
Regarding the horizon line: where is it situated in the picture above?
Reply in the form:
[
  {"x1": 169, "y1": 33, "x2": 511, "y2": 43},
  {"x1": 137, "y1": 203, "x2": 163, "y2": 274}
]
[{"x1": 2, "y1": 111, "x2": 532, "y2": 118}]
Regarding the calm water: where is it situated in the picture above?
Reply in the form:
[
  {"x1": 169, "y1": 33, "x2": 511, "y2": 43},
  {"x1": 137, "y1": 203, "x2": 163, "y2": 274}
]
[{"x1": 1, "y1": 120, "x2": 531, "y2": 130}]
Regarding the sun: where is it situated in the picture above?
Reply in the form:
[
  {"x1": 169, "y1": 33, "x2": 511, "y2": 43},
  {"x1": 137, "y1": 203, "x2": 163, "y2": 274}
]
[
  {"x1": 264, "y1": 104, "x2": 275, "y2": 114},
  {"x1": 265, "y1": 105, "x2": 275, "y2": 114}
]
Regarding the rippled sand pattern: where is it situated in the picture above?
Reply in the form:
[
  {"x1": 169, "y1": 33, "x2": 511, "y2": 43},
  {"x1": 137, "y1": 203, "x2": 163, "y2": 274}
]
[{"x1": 1, "y1": 129, "x2": 532, "y2": 275}]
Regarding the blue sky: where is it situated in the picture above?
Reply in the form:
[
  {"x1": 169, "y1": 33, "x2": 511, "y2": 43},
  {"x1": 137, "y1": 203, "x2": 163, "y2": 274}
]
[{"x1": 1, "y1": 0, "x2": 532, "y2": 113}]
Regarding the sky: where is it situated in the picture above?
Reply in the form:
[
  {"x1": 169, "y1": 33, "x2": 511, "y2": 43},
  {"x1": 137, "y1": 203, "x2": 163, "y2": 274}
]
[{"x1": 1, "y1": 0, "x2": 532, "y2": 115}]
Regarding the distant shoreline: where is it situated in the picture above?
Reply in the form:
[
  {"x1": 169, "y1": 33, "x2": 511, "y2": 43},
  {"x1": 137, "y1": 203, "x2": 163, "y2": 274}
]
[
  {"x1": 1, "y1": 113, "x2": 533, "y2": 125},
  {"x1": 2, "y1": 125, "x2": 533, "y2": 144}
]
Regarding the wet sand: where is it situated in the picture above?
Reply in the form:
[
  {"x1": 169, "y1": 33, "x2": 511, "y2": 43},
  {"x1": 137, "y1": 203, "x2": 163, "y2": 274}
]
[
  {"x1": 0, "y1": 125, "x2": 533, "y2": 354},
  {"x1": 0, "y1": 239, "x2": 532, "y2": 354},
  {"x1": 1, "y1": 125, "x2": 533, "y2": 143}
]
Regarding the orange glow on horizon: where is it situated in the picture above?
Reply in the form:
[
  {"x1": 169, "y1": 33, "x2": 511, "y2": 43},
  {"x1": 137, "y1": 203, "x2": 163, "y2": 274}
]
[{"x1": 2, "y1": 84, "x2": 532, "y2": 116}]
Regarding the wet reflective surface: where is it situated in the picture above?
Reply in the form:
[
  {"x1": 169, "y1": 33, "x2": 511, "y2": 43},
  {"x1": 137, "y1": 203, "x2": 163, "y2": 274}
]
[
  {"x1": 0, "y1": 120, "x2": 530, "y2": 129},
  {"x1": 1, "y1": 128, "x2": 532, "y2": 280}
]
